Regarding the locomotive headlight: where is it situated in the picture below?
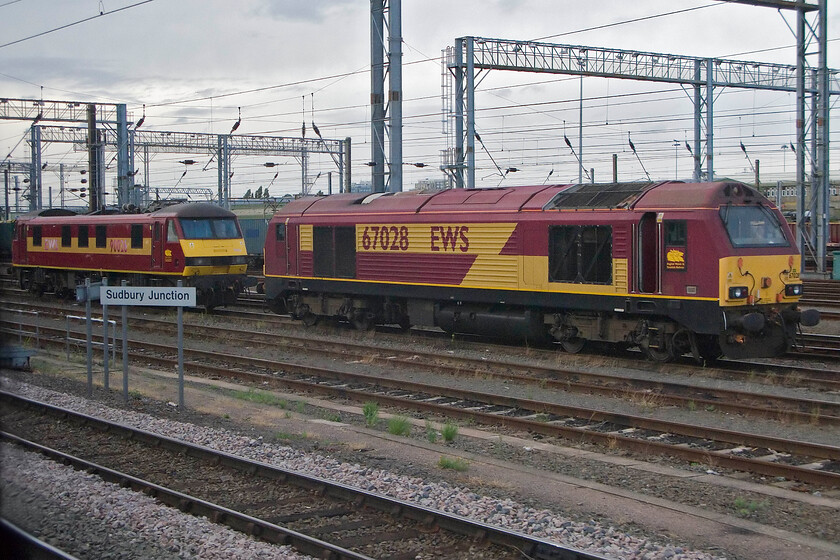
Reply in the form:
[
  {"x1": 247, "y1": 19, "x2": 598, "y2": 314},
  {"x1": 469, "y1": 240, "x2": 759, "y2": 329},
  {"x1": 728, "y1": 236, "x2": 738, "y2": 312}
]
[
  {"x1": 785, "y1": 284, "x2": 803, "y2": 297},
  {"x1": 728, "y1": 286, "x2": 749, "y2": 299}
]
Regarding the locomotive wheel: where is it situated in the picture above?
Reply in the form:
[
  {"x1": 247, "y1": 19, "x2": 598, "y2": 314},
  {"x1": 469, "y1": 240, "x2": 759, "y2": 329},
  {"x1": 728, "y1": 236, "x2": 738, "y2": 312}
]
[
  {"x1": 645, "y1": 342, "x2": 673, "y2": 362},
  {"x1": 560, "y1": 337, "x2": 585, "y2": 353},
  {"x1": 352, "y1": 313, "x2": 375, "y2": 331},
  {"x1": 301, "y1": 312, "x2": 319, "y2": 327}
]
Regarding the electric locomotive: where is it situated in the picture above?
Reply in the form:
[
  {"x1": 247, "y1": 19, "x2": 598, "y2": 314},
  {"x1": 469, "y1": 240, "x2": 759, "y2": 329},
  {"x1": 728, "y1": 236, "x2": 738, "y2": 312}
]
[
  {"x1": 11, "y1": 202, "x2": 250, "y2": 309},
  {"x1": 263, "y1": 181, "x2": 820, "y2": 361}
]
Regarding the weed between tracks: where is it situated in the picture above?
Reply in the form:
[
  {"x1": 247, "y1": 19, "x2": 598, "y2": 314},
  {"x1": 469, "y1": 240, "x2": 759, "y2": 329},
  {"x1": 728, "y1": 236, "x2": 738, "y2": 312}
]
[{"x1": 438, "y1": 456, "x2": 469, "y2": 471}]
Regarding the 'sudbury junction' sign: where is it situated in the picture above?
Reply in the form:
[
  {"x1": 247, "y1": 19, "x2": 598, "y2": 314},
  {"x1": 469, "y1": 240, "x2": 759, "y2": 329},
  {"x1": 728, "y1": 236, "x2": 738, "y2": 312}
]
[
  {"x1": 79, "y1": 280, "x2": 196, "y2": 408},
  {"x1": 101, "y1": 286, "x2": 196, "y2": 307}
]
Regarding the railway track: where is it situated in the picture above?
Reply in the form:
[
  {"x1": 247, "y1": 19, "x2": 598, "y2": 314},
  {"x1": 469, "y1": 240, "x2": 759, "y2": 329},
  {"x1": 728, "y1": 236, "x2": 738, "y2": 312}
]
[
  {"x1": 5, "y1": 312, "x2": 840, "y2": 487},
  {"x1": 3, "y1": 293, "x2": 839, "y2": 393},
  {"x1": 1, "y1": 392, "x2": 605, "y2": 560},
  {"x1": 4, "y1": 301, "x2": 840, "y2": 424}
]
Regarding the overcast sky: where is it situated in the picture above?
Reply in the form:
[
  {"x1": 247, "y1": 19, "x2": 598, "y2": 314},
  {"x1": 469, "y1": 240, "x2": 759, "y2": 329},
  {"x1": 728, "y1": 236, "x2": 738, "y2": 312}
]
[{"x1": 1, "y1": 0, "x2": 838, "y2": 204}]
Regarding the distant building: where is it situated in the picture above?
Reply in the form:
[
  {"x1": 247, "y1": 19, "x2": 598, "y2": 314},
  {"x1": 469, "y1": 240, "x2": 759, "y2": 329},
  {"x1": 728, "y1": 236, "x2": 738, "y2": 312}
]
[
  {"x1": 350, "y1": 181, "x2": 372, "y2": 194},
  {"x1": 413, "y1": 178, "x2": 448, "y2": 191}
]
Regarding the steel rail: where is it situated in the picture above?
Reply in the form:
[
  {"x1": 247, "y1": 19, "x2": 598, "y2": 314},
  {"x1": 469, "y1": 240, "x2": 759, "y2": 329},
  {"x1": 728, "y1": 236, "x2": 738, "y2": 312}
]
[
  {"x1": 0, "y1": 519, "x2": 81, "y2": 560},
  {"x1": 0, "y1": 392, "x2": 608, "y2": 560}
]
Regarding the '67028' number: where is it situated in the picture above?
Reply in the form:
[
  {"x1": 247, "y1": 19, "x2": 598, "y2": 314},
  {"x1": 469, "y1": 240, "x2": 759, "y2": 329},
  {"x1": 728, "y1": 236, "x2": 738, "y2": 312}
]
[{"x1": 361, "y1": 226, "x2": 409, "y2": 251}]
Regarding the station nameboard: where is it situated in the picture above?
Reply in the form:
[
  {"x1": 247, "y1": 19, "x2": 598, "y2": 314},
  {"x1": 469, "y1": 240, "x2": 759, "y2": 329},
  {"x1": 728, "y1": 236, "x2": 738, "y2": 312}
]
[{"x1": 99, "y1": 286, "x2": 197, "y2": 307}]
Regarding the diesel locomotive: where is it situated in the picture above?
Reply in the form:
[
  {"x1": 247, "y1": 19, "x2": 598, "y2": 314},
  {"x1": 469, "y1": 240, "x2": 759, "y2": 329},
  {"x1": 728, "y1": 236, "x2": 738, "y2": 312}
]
[
  {"x1": 11, "y1": 202, "x2": 250, "y2": 309},
  {"x1": 263, "y1": 181, "x2": 820, "y2": 361}
]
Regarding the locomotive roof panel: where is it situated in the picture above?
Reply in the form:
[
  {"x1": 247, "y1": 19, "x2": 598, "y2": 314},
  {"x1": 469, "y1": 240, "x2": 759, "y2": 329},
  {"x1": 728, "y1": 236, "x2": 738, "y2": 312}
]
[
  {"x1": 633, "y1": 181, "x2": 763, "y2": 209},
  {"x1": 150, "y1": 202, "x2": 236, "y2": 218},
  {"x1": 544, "y1": 182, "x2": 659, "y2": 210},
  {"x1": 270, "y1": 181, "x2": 769, "y2": 220}
]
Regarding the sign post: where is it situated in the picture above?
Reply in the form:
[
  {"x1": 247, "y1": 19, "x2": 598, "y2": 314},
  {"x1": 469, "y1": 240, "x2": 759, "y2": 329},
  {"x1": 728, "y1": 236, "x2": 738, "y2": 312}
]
[
  {"x1": 85, "y1": 278, "x2": 92, "y2": 397},
  {"x1": 99, "y1": 284, "x2": 196, "y2": 406},
  {"x1": 102, "y1": 277, "x2": 109, "y2": 390},
  {"x1": 177, "y1": 280, "x2": 185, "y2": 408},
  {"x1": 121, "y1": 280, "x2": 129, "y2": 402}
]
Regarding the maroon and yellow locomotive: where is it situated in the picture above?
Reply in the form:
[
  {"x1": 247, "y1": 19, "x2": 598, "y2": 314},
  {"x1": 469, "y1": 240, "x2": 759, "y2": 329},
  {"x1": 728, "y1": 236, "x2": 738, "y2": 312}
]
[
  {"x1": 263, "y1": 182, "x2": 819, "y2": 360},
  {"x1": 12, "y1": 202, "x2": 249, "y2": 309}
]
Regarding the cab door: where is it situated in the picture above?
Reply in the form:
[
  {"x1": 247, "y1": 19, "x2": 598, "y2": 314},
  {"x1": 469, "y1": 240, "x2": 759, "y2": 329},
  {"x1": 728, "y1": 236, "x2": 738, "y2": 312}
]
[
  {"x1": 637, "y1": 212, "x2": 660, "y2": 294},
  {"x1": 151, "y1": 220, "x2": 165, "y2": 270},
  {"x1": 268, "y1": 219, "x2": 295, "y2": 276}
]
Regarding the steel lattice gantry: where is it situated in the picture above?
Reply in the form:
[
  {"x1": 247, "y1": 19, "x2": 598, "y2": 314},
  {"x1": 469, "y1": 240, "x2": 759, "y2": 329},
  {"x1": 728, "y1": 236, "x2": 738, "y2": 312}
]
[
  {"x1": 36, "y1": 126, "x2": 350, "y2": 207},
  {"x1": 445, "y1": 24, "x2": 836, "y2": 271},
  {"x1": 0, "y1": 98, "x2": 129, "y2": 212}
]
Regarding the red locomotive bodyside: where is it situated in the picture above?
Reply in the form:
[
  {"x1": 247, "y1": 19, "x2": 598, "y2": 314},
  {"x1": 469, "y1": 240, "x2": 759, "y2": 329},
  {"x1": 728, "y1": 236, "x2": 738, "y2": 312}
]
[
  {"x1": 12, "y1": 203, "x2": 249, "y2": 308},
  {"x1": 264, "y1": 182, "x2": 817, "y2": 360}
]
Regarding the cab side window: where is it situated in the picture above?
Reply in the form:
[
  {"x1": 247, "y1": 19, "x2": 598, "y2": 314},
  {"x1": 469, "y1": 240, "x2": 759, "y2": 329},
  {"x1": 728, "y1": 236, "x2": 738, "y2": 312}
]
[
  {"x1": 665, "y1": 221, "x2": 687, "y2": 246},
  {"x1": 167, "y1": 220, "x2": 179, "y2": 242}
]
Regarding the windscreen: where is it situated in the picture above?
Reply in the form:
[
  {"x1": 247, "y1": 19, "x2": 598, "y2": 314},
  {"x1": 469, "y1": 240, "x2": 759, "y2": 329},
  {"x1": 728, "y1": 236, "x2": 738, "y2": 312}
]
[
  {"x1": 719, "y1": 205, "x2": 789, "y2": 248},
  {"x1": 178, "y1": 217, "x2": 241, "y2": 240}
]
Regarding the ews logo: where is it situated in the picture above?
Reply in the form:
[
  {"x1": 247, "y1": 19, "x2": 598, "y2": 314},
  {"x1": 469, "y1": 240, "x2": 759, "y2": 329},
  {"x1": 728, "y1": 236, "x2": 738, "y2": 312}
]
[{"x1": 430, "y1": 226, "x2": 469, "y2": 252}]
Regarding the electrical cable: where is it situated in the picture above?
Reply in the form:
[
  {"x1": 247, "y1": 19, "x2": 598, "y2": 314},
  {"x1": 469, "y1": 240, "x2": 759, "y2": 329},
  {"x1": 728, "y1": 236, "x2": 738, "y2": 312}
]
[{"x1": 0, "y1": 0, "x2": 156, "y2": 49}]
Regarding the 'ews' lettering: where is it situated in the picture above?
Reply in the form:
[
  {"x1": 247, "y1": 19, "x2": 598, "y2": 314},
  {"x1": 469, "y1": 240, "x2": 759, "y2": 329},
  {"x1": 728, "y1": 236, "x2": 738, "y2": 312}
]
[{"x1": 430, "y1": 226, "x2": 469, "y2": 252}]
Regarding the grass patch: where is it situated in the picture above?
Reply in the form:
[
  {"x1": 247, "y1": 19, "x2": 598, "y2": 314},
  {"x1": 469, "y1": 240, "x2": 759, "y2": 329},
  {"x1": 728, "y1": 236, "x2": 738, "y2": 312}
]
[
  {"x1": 321, "y1": 410, "x2": 342, "y2": 423},
  {"x1": 362, "y1": 401, "x2": 379, "y2": 427},
  {"x1": 733, "y1": 497, "x2": 769, "y2": 517},
  {"x1": 425, "y1": 420, "x2": 438, "y2": 443},
  {"x1": 438, "y1": 456, "x2": 469, "y2": 471},
  {"x1": 387, "y1": 415, "x2": 412, "y2": 436},
  {"x1": 441, "y1": 421, "x2": 459, "y2": 442}
]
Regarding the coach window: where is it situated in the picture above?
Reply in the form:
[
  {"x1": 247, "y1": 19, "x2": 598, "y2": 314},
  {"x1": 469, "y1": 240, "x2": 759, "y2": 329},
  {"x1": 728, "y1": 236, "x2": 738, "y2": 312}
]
[
  {"x1": 276, "y1": 224, "x2": 285, "y2": 242},
  {"x1": 167, "y1": 220, "x2": 179, "y2": 242},
  {"x1": 131, "y1": 224, "x2": 144, "y2": 249},
  {"x1": 61, "y1": 225, "x2": 72, "y2": 247},
  {"x1": 78, "y1": 225, "x2": 89, "y2": 248},
  {"x1": 32, "y1": 225, "x2": 42, "y2": 247},
  {"x1": 549, "y1": 225, "x2": 612, "y2": 284},
  {"x1": 95, "y1": 225, "x2": 107, "y2": 248}
]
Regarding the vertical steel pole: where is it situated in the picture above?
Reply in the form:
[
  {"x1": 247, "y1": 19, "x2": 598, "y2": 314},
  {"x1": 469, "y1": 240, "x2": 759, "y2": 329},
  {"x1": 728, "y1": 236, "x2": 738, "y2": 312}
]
[
  {"x1": 122, "y1": 280, "x2": 129, "y2": 402},
  {"x1": 466, "y1": 37, "x2": 476, "y2": 189},
  {"x1": 87, "y1": 104, "x2": 98, "y2": 213},
  {"x1": 177, "y1": 280, "x2": 185, "y2": 408},
  {"x1": 693, "y1": 60, "x2": 702, "y2": 182},
  {"x1": 706, "y1": 59, "x2": 714, "y2": 182},
  {"x1": 30, "y1": 125, "x2": 42, "y2": 210},
  {"x1": 578, "y1": 76, "x2": 584, "y2": 184},
  {"x1": 388, "y1": 0, "x2": 402, "y2": 192},
  {"x1": 3, "y1": 167, "x2": 9, "y2": 221},
  {"x1": 370, "y1": 0, "x2": 386, "y2": 193},
  {"x1": 816, "y1": 0, "x2": 829, "y2": 273},
  {"x1": 102, "y1": 277, "x2": 109, "y2": 390},
  {"x1": 116, "y1": 104, "x2": 129, "y2": 208},
  {"x1": 796, "y1": 7, "x2": 806, "y2": 267},
  {"x1": 454, "y1": 38, "x2": 465, "y2": 189},
  {"x1": 85, "y1": 278, "x2": 93, "y2": 397}
]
